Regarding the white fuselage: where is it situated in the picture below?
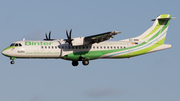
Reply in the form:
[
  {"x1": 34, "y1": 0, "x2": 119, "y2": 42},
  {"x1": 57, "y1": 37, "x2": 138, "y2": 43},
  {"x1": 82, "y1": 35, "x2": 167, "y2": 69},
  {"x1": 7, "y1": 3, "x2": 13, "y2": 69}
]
[{"x1": 6, "y1": 39, "x2": 133, "y2": 59}]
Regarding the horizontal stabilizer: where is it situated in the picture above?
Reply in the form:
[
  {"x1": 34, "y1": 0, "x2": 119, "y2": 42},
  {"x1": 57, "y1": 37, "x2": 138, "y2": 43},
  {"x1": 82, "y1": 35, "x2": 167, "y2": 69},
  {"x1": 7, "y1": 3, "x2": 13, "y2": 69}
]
[
  {"x1": 148, "y1": 44, "x2": 172, "y2": 53},
  {"x1": 151, "y1": 17, "x2": 177, "y2": 21}
]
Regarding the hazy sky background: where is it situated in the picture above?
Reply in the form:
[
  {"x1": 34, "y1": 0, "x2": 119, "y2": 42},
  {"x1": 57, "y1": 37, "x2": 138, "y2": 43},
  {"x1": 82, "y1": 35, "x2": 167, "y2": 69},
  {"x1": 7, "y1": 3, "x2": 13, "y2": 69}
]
[{"x1": 0, "y1": 0, "x2": 180, "y2": 101}]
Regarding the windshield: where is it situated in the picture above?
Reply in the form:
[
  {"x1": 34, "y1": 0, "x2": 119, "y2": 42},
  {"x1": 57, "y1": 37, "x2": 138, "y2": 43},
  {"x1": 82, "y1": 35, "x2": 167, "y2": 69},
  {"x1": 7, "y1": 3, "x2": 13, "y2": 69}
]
[
  {"x1": 10, "y1": 43, "x2": 15, "y2": 46},
  {"x1": 10, "y1": 43, "x2": 22, "y2": 47}
]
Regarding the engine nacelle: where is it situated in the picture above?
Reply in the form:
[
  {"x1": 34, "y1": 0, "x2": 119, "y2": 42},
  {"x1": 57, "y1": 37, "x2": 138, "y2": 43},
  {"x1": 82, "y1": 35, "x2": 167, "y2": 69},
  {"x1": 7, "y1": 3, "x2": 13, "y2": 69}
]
[{"x1": 71, "y1": 37, "x2": 89, "y2": 46}]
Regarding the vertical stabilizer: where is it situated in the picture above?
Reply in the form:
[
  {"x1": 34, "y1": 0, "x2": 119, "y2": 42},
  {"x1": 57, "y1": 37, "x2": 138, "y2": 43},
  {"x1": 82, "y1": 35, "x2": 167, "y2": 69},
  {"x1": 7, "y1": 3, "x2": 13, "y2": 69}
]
[{"x1": 131, "y1": 14, "x2": 174, "y2": 44}]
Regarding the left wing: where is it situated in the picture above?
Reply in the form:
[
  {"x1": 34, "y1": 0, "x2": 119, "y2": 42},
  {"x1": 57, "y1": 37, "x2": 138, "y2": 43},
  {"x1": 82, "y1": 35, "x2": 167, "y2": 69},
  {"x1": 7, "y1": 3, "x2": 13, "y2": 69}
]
[{"x1": 84, "y1": 31, "x2": 121, "y2": 44}]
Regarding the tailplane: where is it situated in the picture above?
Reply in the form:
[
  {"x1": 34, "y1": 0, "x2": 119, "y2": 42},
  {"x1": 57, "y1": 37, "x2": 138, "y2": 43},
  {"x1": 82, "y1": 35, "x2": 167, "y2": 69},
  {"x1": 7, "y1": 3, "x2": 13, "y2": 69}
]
[{"x1": 148, "y1": 44, "x2": 172, "y2": 53}]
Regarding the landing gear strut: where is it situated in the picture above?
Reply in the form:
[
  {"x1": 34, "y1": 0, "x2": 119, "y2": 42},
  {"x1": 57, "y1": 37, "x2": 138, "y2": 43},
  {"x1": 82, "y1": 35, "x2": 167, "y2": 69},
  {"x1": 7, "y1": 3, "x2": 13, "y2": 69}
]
[
  {"x1": 78, "y1": 56, "x2": 89, "y2": 66},
  {"x1": 10, "y1": 57, "x2": 16, "y2": 64}
]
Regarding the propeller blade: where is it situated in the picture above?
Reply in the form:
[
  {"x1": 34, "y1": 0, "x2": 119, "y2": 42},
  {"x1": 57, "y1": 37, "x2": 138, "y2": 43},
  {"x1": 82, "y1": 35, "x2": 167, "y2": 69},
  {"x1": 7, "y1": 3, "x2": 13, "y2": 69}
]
[
  {"x1": 66, "y1": 30, "x2": 69, "y2": 39},
  {"x1": 69, "y1": 29, "x2": 72, "y2": 39},
  {"x1": 49, "y1": 31, "x2": 51, "y2": 40},
  {"x1": 65, "y1": 29, "x2": 73, "y2": 46},
  {"x1": 45, "y1": 33, "x2": 48, "y2": 40}
]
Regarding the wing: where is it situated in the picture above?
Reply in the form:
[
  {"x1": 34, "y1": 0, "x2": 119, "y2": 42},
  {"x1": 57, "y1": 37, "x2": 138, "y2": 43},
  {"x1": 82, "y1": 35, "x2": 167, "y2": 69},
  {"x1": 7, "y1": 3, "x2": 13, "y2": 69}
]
[{"x1": 84, "y1": 31, "x2": 121, "y2": 44}]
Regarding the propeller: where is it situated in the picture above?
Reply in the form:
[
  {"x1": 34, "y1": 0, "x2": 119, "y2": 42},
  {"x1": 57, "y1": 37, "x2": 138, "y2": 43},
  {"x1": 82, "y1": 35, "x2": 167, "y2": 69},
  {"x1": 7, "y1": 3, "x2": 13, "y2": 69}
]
[
  {"x1": 65, "y1": 29, "x2": 73, "y2": 46},
  {"x1": 45, "y1": 31, "x2": 51, "y2": 40}
]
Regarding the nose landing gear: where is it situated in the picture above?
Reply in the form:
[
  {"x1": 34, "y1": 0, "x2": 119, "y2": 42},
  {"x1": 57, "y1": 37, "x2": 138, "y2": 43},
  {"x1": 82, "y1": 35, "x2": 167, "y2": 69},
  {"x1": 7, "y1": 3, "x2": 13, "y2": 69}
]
[
  {"x1": 10, "y1": 57, "x2": 16, "y2": 64},
  {"x1": 10, "y1": 60, "x2": 15, "y2": 64}
]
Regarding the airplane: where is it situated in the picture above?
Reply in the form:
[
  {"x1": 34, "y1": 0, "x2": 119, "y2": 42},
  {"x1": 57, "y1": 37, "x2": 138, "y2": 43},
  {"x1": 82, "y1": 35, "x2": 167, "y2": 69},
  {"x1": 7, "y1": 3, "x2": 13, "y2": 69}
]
[{"x1": 1, "y1": 14, "x2": 176, "y2": 66}]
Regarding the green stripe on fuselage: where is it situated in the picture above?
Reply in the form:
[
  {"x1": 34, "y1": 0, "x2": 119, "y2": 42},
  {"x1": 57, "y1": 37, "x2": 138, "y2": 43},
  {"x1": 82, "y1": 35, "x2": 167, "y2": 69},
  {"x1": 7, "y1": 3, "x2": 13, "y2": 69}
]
[
  {"x1": 63, "y1": 47, "x2": 129, "y2": 61},
  {"x1": 115, "y1": 37, "x2": 166, "y2": 58},
  {"x1": 63, "y1": 41, "x2": 147, "y2": 60}
]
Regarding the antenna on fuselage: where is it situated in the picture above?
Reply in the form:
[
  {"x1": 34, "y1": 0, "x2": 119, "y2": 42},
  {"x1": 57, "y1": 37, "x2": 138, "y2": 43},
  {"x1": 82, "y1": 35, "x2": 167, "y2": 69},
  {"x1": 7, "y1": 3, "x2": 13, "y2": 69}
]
[{"x1": 23, "y1": 38, "x2": 25, "y2": 41}]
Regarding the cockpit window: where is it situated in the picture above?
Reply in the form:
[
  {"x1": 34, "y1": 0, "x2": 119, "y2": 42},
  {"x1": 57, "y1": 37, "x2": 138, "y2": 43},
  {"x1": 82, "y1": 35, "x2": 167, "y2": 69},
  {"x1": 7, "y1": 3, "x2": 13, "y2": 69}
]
[
  {"x1": 15, "y1": 43, "x2": 18, "y2": 46},
  {"x1": 10, "y1": 43, "x2": 22, "y2": 47},
  {"x1": 10, "y1": 43, "x2": 15, "y2": 46},
  {"x1": 19, "y1": 43, "x2": 22, "y2": 46}
]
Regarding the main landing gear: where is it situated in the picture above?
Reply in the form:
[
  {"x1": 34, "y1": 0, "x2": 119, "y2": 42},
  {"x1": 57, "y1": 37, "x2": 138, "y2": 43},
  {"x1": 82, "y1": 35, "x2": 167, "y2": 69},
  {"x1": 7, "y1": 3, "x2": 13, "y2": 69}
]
[
  {"x1": 82, "y1": 60, "x2": 89, "y2": 66},
  {"x1": 72, "y1": 61, "x2": 79, "y2": 66},
  {"x1": 72, "y1": 60, "x2": 89, "y2": 66}
]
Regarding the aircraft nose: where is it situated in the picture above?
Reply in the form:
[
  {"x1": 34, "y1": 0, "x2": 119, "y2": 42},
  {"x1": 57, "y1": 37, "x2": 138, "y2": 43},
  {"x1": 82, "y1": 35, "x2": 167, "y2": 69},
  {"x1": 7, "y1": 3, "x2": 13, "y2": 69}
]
[{"x1": 2, "y1": 49, "x2": 8, "y2": 56}]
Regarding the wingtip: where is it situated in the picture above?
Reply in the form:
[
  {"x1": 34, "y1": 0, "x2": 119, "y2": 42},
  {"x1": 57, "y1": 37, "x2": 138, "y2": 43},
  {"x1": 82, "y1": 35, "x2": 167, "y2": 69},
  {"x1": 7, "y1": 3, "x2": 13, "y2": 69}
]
[
  {"x1": 171, "y1": 17, "x2": 177, "y2": 19},
  {"x1": 113, "y1": 31, "x2": 121, "y2": 34}
]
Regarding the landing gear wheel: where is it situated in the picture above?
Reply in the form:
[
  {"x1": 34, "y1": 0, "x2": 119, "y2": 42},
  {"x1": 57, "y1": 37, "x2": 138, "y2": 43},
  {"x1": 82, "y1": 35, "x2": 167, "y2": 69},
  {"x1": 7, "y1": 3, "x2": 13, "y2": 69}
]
[
  {"x1": 72, "y1": 61, "x2": 78, "y2": 66},
  {"x1": 10, "y1": 61, "x2": 15, "y2": 64},
  {"x1": 82, "y1": 60, "x2": 89, "y2": 66}
]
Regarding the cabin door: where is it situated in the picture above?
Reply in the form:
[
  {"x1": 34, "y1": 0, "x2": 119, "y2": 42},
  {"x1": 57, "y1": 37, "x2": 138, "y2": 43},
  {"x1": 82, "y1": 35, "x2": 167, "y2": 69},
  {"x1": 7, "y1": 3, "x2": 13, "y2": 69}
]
[{"x1": 128, "y1": 39, "x2": 134, "y2": 57}]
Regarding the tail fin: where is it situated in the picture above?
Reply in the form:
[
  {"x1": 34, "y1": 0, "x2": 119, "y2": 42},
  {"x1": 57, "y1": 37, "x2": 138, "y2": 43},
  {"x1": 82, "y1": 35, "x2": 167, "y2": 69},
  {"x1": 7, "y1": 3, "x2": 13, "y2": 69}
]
[{"x1": 132, "y1": 14, "x2": 175, "y2": 44}]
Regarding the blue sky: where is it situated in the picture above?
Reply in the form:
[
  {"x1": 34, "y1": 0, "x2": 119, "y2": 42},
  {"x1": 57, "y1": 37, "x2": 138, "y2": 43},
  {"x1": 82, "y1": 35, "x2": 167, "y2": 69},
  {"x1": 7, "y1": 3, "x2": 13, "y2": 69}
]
[{"x1": 0, "y1": 0, "x2": 180, "y2": 101}]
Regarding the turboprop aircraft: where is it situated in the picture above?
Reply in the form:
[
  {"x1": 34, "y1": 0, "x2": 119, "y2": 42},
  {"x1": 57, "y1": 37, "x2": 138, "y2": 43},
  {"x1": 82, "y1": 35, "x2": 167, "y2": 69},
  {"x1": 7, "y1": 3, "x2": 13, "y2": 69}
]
[{"x1": 2, "y1": 14, "x2": 176, "y2": 66}]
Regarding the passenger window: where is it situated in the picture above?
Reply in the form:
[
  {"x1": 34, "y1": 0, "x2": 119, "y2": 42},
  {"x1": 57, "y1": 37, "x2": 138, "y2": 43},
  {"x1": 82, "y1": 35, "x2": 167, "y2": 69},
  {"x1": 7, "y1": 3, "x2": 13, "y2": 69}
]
[
  {"x1": 111, "y1": 46, "x2": 113, "y2": 49},
  {"x1": 79, "y1": 46, "x2": 81, "y2": 49},
  {"x1": 114, "y1": 46, "x2": 116, "y2": 49},
  {"x1": 117, "y1": 46, "x2": 119, "y2": 49},
  {"x1": 121, "y1": 46, "x2": 122, "y2": 49},
  {"x1": 83, "y1": 46, "x2": 85, "y2": 49},
  {"x1": 104, "y1": 46, "x2": 106, "y2": 49},
  {"x1": 48, "y1": 46, "x2": 50, "y2": 49},
  {"x1": 41, "y1": 46, "x2": 43, "y2": 48},
  {"x1": 93, "y1": 46, "x2": 95, "y2": 49},
  {"x1": 45, "y1": 46, "x2": 47, "y2": 49},
  {"x1": 100, "y1": 46, "x2": 102, "y2": 49},
  {"x1": 86, "y1": 46, "x2": 88, "y2": 49},
  {"x1": 97, "y1": 46, "x2": 99, "y2": 49},
  {"x1": 52, "y1": 46, "x2": 54, "y2": 49},
  {"x1": 75, "y1": 46, "x2": 78, "y2": 49},
  {"x1": 124, "y1": 46, "x2": 126, "y2": 49},
  {"x1": 55, "y1": 46, "x2": 57, "y2": 49},
  {"x1": 107, "y1": 46, "x2": 109, "y2": 49}
]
